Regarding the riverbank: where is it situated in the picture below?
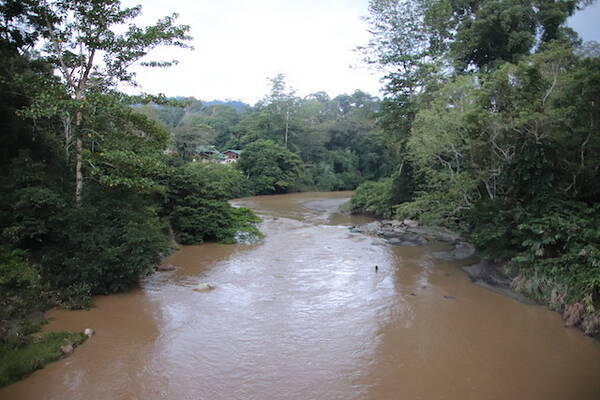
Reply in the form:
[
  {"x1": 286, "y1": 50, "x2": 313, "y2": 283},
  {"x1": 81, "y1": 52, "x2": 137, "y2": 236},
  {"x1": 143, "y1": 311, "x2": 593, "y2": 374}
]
[
  {"x1": 350, "y1": 218, "x2": 600, "y2": 338},
  {"x1": 0, "y1": 330, "x2": 87, "y2": 388},
  {"x1": 0, "y1": 212, "x2": 263, "y2": 389}
]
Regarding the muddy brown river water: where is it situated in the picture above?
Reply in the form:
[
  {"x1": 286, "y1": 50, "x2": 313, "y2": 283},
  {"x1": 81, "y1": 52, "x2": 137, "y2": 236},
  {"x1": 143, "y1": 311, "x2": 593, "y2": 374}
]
[{"x1": 2, "y1": 192, "x2": 600, "y2": 400}]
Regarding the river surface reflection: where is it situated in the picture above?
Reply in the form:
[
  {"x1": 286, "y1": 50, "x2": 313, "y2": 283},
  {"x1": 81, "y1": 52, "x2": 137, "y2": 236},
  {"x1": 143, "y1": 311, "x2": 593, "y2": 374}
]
[{"x1": 1, "y1": 192, "x2": 599, "y2": 400}]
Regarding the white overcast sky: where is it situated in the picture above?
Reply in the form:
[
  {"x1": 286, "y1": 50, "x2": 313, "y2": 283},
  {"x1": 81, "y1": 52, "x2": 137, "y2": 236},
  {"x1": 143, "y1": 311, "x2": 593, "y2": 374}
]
[
  {"x1": 122, "y1": 0, "x2": 382, "y2": 104},
  {"x1": 122, "y1": 0, "x2": 599, "y2": 105}
]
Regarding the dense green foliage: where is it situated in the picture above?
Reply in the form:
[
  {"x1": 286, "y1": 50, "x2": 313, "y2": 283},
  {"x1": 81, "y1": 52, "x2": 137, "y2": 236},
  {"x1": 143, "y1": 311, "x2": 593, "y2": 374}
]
[
  {"x1": 237, "y1": 140, "x2": 302, "y2": 194},
  {"x1": 162, "y1": 162, "x2": 259, "y2": 244},
  {"x1": 350, "y1": 179, "x2": 395, "y2": 218},
  {"x1": 356, "y1": 0, "x2": 600, "y2": 328},
  {"x1": 0, "y1": 246, "x2": 45, "y2": 322}
]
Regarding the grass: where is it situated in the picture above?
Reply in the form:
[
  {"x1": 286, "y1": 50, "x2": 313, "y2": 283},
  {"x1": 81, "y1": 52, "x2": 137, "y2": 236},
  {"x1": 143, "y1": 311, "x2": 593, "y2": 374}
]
[{"x1": 0, "y1": 331, "x2": 87, "y2": 388}]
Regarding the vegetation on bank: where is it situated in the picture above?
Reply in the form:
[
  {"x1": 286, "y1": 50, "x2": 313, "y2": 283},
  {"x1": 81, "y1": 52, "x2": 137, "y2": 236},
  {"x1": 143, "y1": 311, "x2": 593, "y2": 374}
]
[
  {"x1": 0, "y1": 332, "x2": 87, "y2": 388},
  {"x1": 351, "y1": 0, "x2": 600, "y2": 334}
]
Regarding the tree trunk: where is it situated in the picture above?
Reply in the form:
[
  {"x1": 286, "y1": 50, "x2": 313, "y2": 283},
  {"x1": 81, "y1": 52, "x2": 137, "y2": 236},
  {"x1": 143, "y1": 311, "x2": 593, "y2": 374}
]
[
  {"x1": 74, "y1": 110, "x2": 83, "y2": 206},
  {"x1": 75, "y1": 137, "x2": 83, "y2": 205},
  {"x1": 63, "y1": 114, "x2": 71, "y2": 158},
  {"x1": 285, "y1": 107, "x2": 290, "y2": 148}
]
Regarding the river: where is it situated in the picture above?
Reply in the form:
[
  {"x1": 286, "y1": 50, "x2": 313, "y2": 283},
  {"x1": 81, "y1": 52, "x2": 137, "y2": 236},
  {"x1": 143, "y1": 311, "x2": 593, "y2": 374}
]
[{"x1": 1, "y1": 192, "x2": 599, "y2": 400}]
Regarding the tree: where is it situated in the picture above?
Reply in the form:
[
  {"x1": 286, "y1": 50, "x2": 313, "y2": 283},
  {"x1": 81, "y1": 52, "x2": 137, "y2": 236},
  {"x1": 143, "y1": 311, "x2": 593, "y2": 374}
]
[
  {"x1": 173, "y1": 118, "x2": 216, "y2": 159},
  {"x1": 24, "y1": 0, "x2": 191, "y2": 205},
  {"x1": 191, "y1": 104, "x2": 243, "y2": 148},
  {"x1": 360, "y1": 0, "x2": 446, "y2": 200},
  {"x1": 258, "y1": 74, "x2": 298, "y2": 147},
  {"x1": 237, "y1": 139, "x2": 302, "y2": 194},
  {"x1": 426, "y1": 0, "x2": 590, "y2": 71},
  {"x1": 162, "y1": 162, "x2": 257, "y2": 244}
]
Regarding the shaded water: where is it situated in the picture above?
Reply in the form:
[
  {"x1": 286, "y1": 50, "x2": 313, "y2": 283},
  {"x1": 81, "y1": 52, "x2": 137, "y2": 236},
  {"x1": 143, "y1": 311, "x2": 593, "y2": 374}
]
[{"x1": 2, "y1": 192, "x2": 599, "y2": 400}]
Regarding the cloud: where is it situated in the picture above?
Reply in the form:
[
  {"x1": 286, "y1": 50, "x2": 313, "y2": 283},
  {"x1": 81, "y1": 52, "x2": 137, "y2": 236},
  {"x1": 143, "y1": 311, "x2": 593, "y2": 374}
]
[{"x1": 121, "y1": 0, "x2": 383, "y2": 104}]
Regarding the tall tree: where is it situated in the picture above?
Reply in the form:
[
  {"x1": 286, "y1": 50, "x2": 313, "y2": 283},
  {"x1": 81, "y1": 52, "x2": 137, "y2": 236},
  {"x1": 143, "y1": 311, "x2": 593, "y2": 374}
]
[
  {"x1": 260, "y1": 74, "x2": 298, "y2": 147},
  {"x1": 237, "y1": 139, "x2": 302, "y2": 194},
  {"x1": 24, "y1": 0, "x2": 191, "y2": 205}
]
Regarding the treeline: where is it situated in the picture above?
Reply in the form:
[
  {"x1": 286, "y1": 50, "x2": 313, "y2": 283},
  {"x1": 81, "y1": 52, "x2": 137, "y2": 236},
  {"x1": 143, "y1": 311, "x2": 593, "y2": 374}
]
[
  {"x1": 352, "y1": 0, "x2": 600, "y2": 333},
  {"x1": 137, "y1": 77, "x2": 390, "y2": 193}
]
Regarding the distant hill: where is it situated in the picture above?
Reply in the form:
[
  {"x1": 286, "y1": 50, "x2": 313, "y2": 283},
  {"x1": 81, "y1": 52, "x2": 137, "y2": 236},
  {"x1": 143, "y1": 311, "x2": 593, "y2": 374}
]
[
  {"x1": 132, "y1": 98, "x2": 249, "y2": 113},
  {"x1": 202, "y1": 100, "x2": 249, "y2": 112}
]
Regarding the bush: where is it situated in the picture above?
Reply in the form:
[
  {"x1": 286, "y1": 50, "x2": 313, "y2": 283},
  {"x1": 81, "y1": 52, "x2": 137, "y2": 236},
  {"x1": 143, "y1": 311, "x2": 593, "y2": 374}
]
[
  {"x1": 171, "y1": 198, "x2": 261, "y2": 244},
  {"x1": 171, "y1": 198, "x2": 235, "y2": 244},
  {"x1": 237, "y1": 139, "x2": 302, "y2": 194},
  {"x1": 350, "y1": 178, "x2": 395, "y2": 217},
  {"x1": 0, "y1": 246, "x2": 45, "y2": 322},
  {"x1": 40, "y1": 188, "x2": 169, "y2": 295},
  {"x1": 164, "y1": 162, "x2": 261, "y2": 245},
  {"x1": 469, "y1": 199, "x2": 600, "y2": 310},
  {"x1": 510, "y1": 202, "x2": 600, "y2": 309}
]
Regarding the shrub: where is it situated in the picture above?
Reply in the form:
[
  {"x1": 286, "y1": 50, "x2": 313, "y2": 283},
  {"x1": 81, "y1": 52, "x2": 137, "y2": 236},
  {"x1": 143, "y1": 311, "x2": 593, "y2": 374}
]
[
  {"x1": 40, "y1": 189, "x2": 169, "y2": 295},
  {"x1": 469, "y1": 199, "x2": 600, "y2": 310},
  {"x1": 0, "y1": 246, "x2": 45, "y2": 322},
  {"x1": 350, "y1": 178, "x2": 395, "y2": 217}
]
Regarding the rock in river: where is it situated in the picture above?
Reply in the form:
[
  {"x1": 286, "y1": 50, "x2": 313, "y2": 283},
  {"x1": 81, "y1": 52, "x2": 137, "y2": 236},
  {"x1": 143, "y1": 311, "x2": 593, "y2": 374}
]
[
  {"x1": 60, "y1": 344, "x2": 74, "y2": 356},
  {"x1": 83, "y1": 328, "x2": 95, "y2": 337},
  {"x1": 353, "y1": 219, "x2": 463, "y2": 247},
  {"x1": 157, "y1": 264, "x2": 177, "y2": 272},
  {"x1": 193, "y1": 283, "x2": 216, "y2": 292},
  {"x1": 462, "y1": 260, "x2": 537, "y2": 305},
  {"x1": 432, "y1": 242, "x2": 476, "y2": 261}
]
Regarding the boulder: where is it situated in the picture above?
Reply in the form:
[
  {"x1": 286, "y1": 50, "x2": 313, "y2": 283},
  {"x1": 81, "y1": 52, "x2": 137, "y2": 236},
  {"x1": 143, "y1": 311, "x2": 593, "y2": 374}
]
[
  {"x1": 157, "y1": 264, "x2": 177, "y2": 272},
  {"x1": 356, "y1": 220, "x2": 461, "y2": 246},
  {"x1": 403, "y1": 218, "x2": 419, "y2": 228},
  {"x1": 462, "y1": 260, "x2": 509, "y2": 286},
  {"x1": 453, "y1": 242, "x2": 476, "y2": 259},
  {"x1": 563, "y1": 303, "x2": 585, "y2": 327},
  {"x1": 83, "y1": 328, "x2": 95, "y2": 337},
  {"x1": 432, "y1": 242, "x2": 476, "y2": 261},
  {"x1": 462, "y1": 261, "x2": 537, "y2": 305},
  {"x1": 193, "y1": 282, "x2": 216, "y2": 292},
  {"x1": 581, "y1": 314, "x2": 600, "y2": 336},
  {"x1": 390, "y1": 220, "x2": 404, "y2": 228},
  {"x1": 358, "y1": 221, "x2": 382, "y2": 234},
  {"x1": 386, "y1": 237, "x2": 403, "y2": 246},
  {"x1": 386, "y1": 233, "x2": 428, "y2": 246},
  {"x1": 406, "y1": 227, "x2": 461, "y2": 243},
  {"x1": 60, "y1": 344, "x2": 74, "y2": 356},
  {"x1": 234, "y1": 231, "x2": 262, "y2": 245}
]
